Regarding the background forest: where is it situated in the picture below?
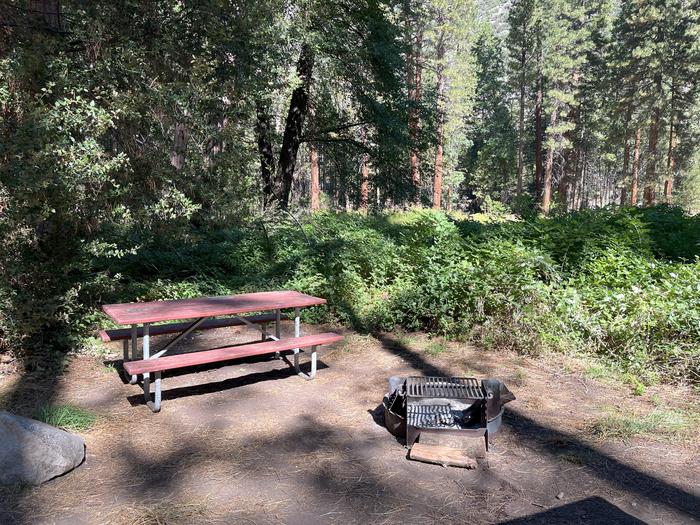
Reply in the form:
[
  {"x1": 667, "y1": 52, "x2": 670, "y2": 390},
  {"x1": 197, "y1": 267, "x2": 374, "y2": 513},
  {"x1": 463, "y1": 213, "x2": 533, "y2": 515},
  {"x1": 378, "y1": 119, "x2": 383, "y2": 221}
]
[{"x1": 1, "y1": 0, "x2": 699, "y2": 384}]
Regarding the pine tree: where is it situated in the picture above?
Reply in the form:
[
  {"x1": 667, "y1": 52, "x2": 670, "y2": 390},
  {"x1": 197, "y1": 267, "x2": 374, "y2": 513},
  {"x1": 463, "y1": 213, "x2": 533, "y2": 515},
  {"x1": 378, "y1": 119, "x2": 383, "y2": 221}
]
[
  {"x1": 507, "y1": 0, "x2": 537, "y2": 196},
  {"x1": 463, "y1": 27, "x2": 516, "y2": 202},
  {"x1": 539, "y1": 0, "x2": 582, "y2": 212}
]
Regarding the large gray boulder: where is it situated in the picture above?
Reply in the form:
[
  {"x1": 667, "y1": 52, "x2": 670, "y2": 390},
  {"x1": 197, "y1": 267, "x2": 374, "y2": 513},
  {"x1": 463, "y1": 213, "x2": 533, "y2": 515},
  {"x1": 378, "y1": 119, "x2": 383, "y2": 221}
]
[{"x1": 0, "y1": 410, "x2": 85, "y2": 485}]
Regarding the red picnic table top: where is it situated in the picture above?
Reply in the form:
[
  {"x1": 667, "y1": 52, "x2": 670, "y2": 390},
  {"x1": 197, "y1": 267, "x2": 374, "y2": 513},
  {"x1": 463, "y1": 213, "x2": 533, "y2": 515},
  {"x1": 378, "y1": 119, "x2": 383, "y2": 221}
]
[{"x1": 102, "y1": 290, "x2": 326, "y2": 326}]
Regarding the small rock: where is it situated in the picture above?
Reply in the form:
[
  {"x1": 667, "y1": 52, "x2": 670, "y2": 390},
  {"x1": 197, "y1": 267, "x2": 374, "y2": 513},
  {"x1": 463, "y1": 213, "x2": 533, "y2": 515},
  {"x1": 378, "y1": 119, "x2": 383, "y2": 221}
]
[
  {"x1": 0, "y1": 410, "x2": 85, "y2": 486},
  {"x1": 556, "y1": 492, "x2": 565, "y2": 500}
]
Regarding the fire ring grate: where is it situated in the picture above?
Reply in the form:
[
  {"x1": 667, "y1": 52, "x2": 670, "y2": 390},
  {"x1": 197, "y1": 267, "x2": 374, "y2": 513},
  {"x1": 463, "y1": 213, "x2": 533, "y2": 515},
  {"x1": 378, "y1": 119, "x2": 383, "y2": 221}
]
[{"x1": 406, "y1": 376, "x2": 486, "y2": 400}]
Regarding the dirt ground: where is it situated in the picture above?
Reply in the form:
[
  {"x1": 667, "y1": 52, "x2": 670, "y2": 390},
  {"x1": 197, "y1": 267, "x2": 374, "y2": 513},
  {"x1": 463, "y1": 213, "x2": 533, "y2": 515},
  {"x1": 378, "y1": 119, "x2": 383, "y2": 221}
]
[{"x1": 1, "y1": 322, "x2": 699, "y2": 525}]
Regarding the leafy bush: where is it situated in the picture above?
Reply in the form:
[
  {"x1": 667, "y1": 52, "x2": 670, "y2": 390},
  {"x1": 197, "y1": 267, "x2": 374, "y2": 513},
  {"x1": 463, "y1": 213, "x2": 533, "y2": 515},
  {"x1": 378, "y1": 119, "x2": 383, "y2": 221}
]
[{"x1": 2, "y1": 205, "x2": 699, "y2": 385}]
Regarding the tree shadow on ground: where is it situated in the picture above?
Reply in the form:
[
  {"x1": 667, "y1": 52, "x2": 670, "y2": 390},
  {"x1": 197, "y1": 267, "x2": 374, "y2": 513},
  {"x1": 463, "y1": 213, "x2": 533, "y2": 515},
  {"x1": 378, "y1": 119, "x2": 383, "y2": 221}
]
[
  {"x1": 3, "y1": 329, "x2": 699, "y2": 524},
  {"x1": 373, "y1": 331, "x2": 700, "y2": 523},
  {"x1": 124, "y1": 358, "x2": 329, "y2": 406},
  {"x1": 499, "y1": 496, "x2": 646, "y2": 524}
]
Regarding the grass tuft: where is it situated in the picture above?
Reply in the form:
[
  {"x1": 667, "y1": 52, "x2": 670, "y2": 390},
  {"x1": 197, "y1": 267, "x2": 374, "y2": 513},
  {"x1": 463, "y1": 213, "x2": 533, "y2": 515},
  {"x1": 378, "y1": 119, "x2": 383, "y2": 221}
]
[
  {"x1": 119, "y1": 498, "x2": 217, "y2": 525},
  {"x1": 34, "y1": 404, "x2": 97, "y2": 432},
  {"x1": 425, "y1": 340, "x2": 447, "y2": 356},
  {"x1": 590, "y1": 408, "x2": 698, "y2": 441}
]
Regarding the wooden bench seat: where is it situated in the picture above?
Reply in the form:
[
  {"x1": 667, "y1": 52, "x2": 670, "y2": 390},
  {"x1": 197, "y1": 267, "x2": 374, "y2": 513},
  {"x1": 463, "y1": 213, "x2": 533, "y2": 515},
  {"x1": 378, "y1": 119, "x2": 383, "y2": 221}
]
[
  {"x1": 125, "y1": 332, "x2": 343, "y2": 412},
  {"x1": 98, "y1": 313, "x2": 286, "y2": 342},
  {"x1": 124, "y1": 332, "x2": 342, "y2": 375}
]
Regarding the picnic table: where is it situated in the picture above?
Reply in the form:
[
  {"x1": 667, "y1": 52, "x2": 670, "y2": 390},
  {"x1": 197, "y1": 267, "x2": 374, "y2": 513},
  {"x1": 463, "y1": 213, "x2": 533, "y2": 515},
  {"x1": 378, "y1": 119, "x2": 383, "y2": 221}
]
[{"x1": 100, "y1": 291, "x2": 342, "y2": 412}]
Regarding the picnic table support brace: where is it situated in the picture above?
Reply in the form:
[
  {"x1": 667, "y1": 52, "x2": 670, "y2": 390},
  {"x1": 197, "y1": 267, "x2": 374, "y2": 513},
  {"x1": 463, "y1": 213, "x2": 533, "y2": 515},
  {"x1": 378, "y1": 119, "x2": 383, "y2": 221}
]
[
  {"x1": 290, "y1": 345, "x2": 317, "y2": 380},
  {"x1": 142, "y1": 322, "x2": 151, "y2": 405},
  {"x1": 141, "y1": 322, "x2": 162, "y2": 413},
  {"x1": 126, "y1": 325, "x2": 138, "y2": 384},
  {"x1": 274, "y1": 309, "x2": 281, "y2": 358},
  {"x1": 293, "y1": 307, "x2": 301, "y2": 369},
  {"x1": 145, "y1": 371, "x2": 161, "y2": 413},
  {"x1": 234, "y1": 314, "x2": 279, "y2": 342},
  {"x1": 151, "y1": 317, "x2": 206, "y2": 359}
]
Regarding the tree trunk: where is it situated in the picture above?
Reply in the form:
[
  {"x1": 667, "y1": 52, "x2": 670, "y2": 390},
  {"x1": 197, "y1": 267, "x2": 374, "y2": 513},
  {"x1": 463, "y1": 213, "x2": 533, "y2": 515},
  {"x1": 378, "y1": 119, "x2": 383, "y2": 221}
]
[
  {"x1": 170, "y1": 122, "x2": 188, "y2": 171},
  {"x1": 643, "y1": 185, "x2": 655, "y2": 206},
  {"x1": 254, "y1": 103, "x2": 276, "y2": 208},
  {"x1": 358, "y1": 126, "x2": 370, "y2": 211},
  {"x1": 308, "y1": 99, "x2": 320, "y2": 211},
  {"x1": 644, "y1": 74, "x2": 662, "y2": 206},
  {"x1": 630, "y1": 127, "x2": 641, "y2": 205},
  {"x1": 516, "y1": 47, "x2": 526, "y2": 196},
  {"x1": 534, "y1": 73, "x2": 543, "y2": 197},
  {"x1": 274, "y1": 43, "x2": 315, "y2": 209},
  {"x1": 360, "y1": 152, "x2": 369, "y2": 211},
  {"x1": 621, "y1": 139, "x2": 630, "y2": 204},
  {"x1": 571, "y1": 146, "x2": 584, "y2": 210},
  {"x1": 558, "y1": 149, "x2": 577, "y2": 211},
  {"x1": 665, "y1": 109, "x2": 675, "y2": 204},
  {"x1": 433, "y1": 24, "x2": 446, "y2": 210},
  {"x1": 310, "y1": 143, "x2": 320, "y2": 211},
  {"x1": 408, "y1": 23, "x2": 423, "y2": 204},
  {"x1": 644, "y1": 107, "x2": 660, "y2": 206},
  {"x1": 541, "y1": 108, "x2": 557, "y2": 214},
  {"x1": 204, "y1": 114, "x2": 228, "y2": 169}
]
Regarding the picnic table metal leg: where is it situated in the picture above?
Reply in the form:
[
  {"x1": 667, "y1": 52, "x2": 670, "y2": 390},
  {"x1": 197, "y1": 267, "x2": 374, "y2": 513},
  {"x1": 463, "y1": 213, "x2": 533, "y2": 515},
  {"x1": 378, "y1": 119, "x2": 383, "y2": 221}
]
[
  {"x1": 294, "y1": 345, "x2": 317, "y2": 381},
  {"x1": 293, "y1": 307, "x2": 301, "y2": 369},
  {"x1": 146, "y1": 371, "x2": 161, "y2": 413},
  {"x1": 261, "y1": 322, "x2": 267, "y2": 342},
  {"x1": 142, "y1": 323, "x2": 151, "y2": 403},
  {"x1": 126, "y1": 325, "x2": 138, "y2": 384},
  {"x1": 274, "y1": 308, "x2": 282, "y2": 359}
]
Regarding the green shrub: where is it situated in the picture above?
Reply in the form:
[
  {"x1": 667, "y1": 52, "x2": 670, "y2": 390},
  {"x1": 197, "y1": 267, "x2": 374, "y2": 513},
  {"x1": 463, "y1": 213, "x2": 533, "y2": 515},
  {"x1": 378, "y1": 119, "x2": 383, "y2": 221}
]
[{"x1": 2, "y1": 205, "x2": 699, "y2": 385}]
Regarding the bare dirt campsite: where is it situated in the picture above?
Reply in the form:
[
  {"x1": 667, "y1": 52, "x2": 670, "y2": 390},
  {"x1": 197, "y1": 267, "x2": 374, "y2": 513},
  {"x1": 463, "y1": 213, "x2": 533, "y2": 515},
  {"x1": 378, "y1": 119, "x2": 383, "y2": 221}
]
[
  {"x1": 3, "y1": 1, "x2": 700, "y2": 523},
  {"x1": 1, "y1": 322, "x2": 698, "y2": 525}
]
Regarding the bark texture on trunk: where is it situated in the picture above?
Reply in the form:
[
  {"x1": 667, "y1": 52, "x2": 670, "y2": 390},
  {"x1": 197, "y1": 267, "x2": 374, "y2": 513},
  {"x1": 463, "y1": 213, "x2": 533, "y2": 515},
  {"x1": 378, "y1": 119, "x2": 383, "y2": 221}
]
[
  {"x1": 631, "y1": 127, "x2": 641, "y2": 205},
  {"x1": 433, "y1": 24, "x2": 445, "y2": 210},
  {"x1": 274, "y1": 43, "x2": 315, "y2": 209},
  {"x1": 644, "y1": 105, "x2": 660, "y2": 206},
  {"x1": 310, "y1": 143, "x2": 320, "y2": 211},
  {"x1": 254, "y1": 103, "x2": 276, "y2": 208},
  {"x1": 620, "y1": 106, "x2": 632, "y2": 205},
  {"x1": 558, "y1": 149, "x2": 576, "y2": 211},
  {"x1": 534, "y1": 74, "x2": 543, "y2": 197},
  {"x1": 359, "y1": 126, "x2": 370, "y2": 210},
  {"x1": 644, "y1": 73, "x2": 662, "y2": 207},
  {"x1": 360, "y1": 152, "x2": 369, "y2": 211},
  {"x1": 308, "y1": 99, "x2": 320, "y2": 211},
  {"x1": 204, "y1": 115, "x2": 228, "y2": 169},
  {"x1": 516, "y1": 47, "x2": 526, "y2": 196},
  {"x1": 665, "y1": 116, "x2": 675, "y2": 204},
  {"x1": 408, "y1": 23, "x2": 423, "y2": 204},
  {"x1": 170, "y1": 122, "x2": 188, "y2": 171},
  {"x1": 621, "y1": 139, "x2": 630, "y2": 204},
  {"x1": 541, "y1": 108, "x2": 557, "y2": 214},
  {"x1": 643, "y1": 185, "x2": 655, "y2": 206}
]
